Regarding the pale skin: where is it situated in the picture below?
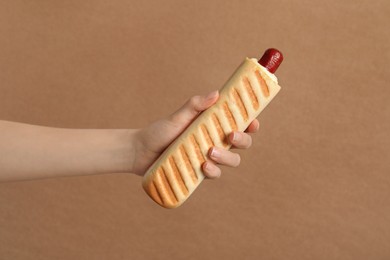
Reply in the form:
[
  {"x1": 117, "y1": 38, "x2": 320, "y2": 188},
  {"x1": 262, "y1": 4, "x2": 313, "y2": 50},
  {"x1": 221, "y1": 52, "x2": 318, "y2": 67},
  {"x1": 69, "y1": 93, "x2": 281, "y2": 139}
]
[{"x1": 0, "y1": 90, "x2": 259, "y2": 182}]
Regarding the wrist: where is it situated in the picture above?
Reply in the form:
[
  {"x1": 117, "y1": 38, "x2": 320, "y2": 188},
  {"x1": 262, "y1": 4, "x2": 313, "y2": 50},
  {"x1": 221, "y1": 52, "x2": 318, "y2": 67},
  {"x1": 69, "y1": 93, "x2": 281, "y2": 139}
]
[
  {"x1": 130, "y1": 127, "x2": 159, "y2": 176},
  {"x1": 94, "y1": 128, "x2": 141, "y2": 175},
  {"x1": 123, "y1": 128, "x2": 141, "y2": 174}
]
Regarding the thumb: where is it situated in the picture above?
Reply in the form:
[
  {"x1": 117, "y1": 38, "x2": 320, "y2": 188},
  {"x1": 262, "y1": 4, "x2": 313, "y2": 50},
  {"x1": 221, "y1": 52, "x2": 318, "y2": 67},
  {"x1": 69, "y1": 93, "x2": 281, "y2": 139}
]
[{"x1": 168, "y1": 90, "x2": 219, "y2": 126}]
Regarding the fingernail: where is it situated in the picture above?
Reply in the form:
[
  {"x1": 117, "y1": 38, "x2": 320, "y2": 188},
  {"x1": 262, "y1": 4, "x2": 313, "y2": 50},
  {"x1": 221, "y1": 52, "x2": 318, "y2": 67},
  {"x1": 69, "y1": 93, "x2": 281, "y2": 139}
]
[
  {"x1": 206, "y1": 90, "x2": 219, "y2": 100},
  {"x1": 232, "y1": 132, "x2": 241, "y2": 142},
  {"x1": 210, "y1": 147, "x2": 220, "y2": 159},
  {"x1": 203, "y1": 162, "x2": 221, "y2": 178},
  {"x1": 204, "y1": 162, "x2": 211, "y2": 171}
]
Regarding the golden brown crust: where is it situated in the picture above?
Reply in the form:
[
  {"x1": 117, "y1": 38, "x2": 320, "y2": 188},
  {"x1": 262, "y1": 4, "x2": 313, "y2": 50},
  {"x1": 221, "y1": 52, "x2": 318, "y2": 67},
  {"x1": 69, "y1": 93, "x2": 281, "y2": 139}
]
[
  {"x1": 212, "y1": 113, "x2": 228, "y2": 147},
  {"x1": 232, "y1": 88, "x2": 248, "y2": 122},
  {"x1": 168, "y1": 156, "x2": 189, "y2": 196},
  {"x1": 255, "y1": 70, "x2": 270, "y2": 97},
  {"x1": 243, "y1": 77, "x2": 259, "y2": 110},
  {"x1": 179, "y1": 145, "x2": 198, "y2": 183},
  {"x1": 223, "y1": 102, "x2": 238, "y2": 131},
  {"x1": 189, "y1": 134, "x2": 206, "y2": 164},
  {"x1": 144, "y1": 179, "x2": 163, "y2": 205},
  {"x1": 200, "y1": 124, "x2": 214, "y2": 148},
  {"x1": 156, "y1": 167, "x2": 178, "y2": 207}
]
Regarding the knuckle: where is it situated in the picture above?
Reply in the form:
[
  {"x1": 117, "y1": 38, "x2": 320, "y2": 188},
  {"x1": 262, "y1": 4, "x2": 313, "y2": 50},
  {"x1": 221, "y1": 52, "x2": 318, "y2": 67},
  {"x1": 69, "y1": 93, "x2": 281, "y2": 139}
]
[
  {"x1": 187, "y1": 96, "x2": 202, "y2": 112},
  {"x1": 188, "y1": 96, "x2": 199, "y2": 107},
  {"x1": 168, "y1": 113, "x2": 180, "y2": 124}
]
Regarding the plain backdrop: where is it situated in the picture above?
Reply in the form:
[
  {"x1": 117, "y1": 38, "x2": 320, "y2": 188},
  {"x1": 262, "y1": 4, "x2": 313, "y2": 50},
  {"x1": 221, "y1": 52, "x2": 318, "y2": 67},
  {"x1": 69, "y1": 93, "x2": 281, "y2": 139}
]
[{"x1": 0, "y1": 0, "x2": 389, "y2": 259}]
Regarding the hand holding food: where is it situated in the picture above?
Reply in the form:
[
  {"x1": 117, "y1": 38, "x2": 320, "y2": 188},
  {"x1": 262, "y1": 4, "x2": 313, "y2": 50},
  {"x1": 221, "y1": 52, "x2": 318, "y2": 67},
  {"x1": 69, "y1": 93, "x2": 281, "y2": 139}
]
[{"x1": 142, "y1": 48, "x2": 284, "y2": 208}]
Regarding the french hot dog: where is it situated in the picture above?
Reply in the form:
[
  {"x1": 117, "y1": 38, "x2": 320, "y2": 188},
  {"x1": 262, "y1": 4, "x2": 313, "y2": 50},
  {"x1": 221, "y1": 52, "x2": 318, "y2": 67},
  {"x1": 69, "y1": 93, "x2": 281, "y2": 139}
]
[{"x1": 142, "y1": 49, "x2": 284, "y2": 208}]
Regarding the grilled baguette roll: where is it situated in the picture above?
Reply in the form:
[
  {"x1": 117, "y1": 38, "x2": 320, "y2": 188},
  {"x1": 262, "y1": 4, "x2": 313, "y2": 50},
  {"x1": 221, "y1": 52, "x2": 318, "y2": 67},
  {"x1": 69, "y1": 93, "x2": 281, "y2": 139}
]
[{"x1": 142, "y1": 58, "x2": 281, "y2": 208}]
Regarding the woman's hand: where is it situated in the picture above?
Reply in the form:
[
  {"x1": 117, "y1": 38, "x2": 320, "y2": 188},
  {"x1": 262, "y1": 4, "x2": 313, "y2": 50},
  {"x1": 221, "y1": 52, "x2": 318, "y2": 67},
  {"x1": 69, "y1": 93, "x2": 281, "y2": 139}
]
[
  {"x1": 132, "y1": 90, "x2": 260, "y2": 178},
  {"x1": 0, "y1": 91, "x2": 259, "y2": 182}
]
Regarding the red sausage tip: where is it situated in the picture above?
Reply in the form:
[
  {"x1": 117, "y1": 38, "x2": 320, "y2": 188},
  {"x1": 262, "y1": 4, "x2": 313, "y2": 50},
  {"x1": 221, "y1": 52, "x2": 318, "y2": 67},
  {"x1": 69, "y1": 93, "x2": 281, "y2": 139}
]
[{"x1": 258, "y1": 48, "x2": 284, "y2": 74}]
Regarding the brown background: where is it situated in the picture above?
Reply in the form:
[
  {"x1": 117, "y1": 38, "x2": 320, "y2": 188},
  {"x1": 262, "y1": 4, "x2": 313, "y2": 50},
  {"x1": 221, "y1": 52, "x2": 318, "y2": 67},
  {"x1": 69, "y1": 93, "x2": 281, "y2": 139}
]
[{"x1": 0, "y1": 0, "x2": 389, "y2": 259}]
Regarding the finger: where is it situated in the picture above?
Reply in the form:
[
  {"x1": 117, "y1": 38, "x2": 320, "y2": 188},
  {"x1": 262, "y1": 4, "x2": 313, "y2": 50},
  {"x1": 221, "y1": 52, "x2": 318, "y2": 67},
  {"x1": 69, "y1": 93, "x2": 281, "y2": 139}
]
[
  {"x1": 245, "y1": 119, "x2": 259, "y2": 133},
  {"x1": 202, "y1": 161, "x2": 221, "y2": 179},
  {"x1": 229, "y1": 132, "x2": 253, "y2": 149},
  {"x1": 168, "y1": 90, "x2": 219, "y2": 125},
  {"x1": 208, "y1": 147, "x2": 241, "y2": 167}
]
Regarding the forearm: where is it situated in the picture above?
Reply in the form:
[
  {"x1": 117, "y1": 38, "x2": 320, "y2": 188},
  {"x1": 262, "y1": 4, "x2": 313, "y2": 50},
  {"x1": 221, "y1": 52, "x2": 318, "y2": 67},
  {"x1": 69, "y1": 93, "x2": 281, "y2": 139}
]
[{"x1": 0, "y1": 120, "x2": 138, "y2": 181}]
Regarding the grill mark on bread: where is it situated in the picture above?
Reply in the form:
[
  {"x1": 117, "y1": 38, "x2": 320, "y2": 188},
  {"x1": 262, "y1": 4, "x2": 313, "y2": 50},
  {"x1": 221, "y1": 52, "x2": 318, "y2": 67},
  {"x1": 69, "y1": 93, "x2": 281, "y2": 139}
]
[
  {"x1": 168, "y1": 156, "x2": 189, "y2": 195},
  {"x1": 150, "y1": 181, "x2": 163, "y2": 205},
  {"x1": 157, "y1": 167, "x2": 178, "y2": 204},
  {"x1": 232, "y1": 88, "x2": 248, "y2": 121},
  {"x1": 212, "y1": 113, "x2": 228, "y2": 146},
  {"x1": 179, "y1": 145, "x2": 198, "y2": 183},
  {"x1": 223, "y1": 102, "x2": 238, "y2": 131},
  {"x1": 243, "y1": 77, "x2": 259, "y2": 110},
  {"x1": 255, "y1": 70, "x2": 270, "y2": 97},
  {"x1": 200, "y1": 124, "x2": 214, "y2": 148},
  {"x1": 190, "y1": 134, "x2": 205, "y2": 164}
]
